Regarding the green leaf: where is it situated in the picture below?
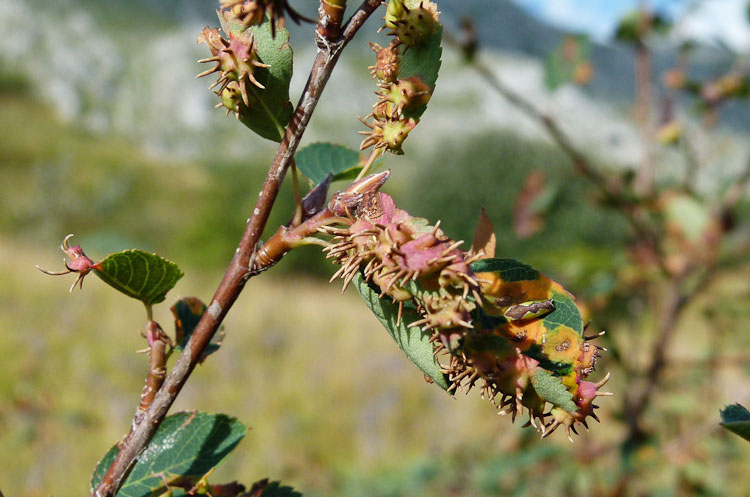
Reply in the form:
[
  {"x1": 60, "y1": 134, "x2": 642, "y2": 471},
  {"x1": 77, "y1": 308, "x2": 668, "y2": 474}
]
[
  {"x1": 91, "y1": 412, "x2": 247, "y2": 496},
  {"x1": 353, "y1": 273, "x2": 449, "y2": 390},
  {"x1": 399, "y1": 25, "x2": 442, "y2": 120},
  {"x1": 221, "y1": 13, "x2": 294, "y2": 142},
  {"x1": 721, "y1": 404, "x2": 750, "y2": 442},
  {"x1": 295, "y1": 143, "x2": 362, "y2": 184},
  {"x1": 530, "y1": 370, "x2": 577, "y2": 412},
  {"x1": 470, "y1": 258, "x2": 540, "y2": 282},
  {"x1": 542, "y1": 290, "x2": 584, "y2": 336},
  {"x1": 172, "y1": 297, "x2": 225, "y2": 359},
  {"x1": 94, "y1": 249, "x2": 183, "y2": 305},
  {"x1": 523, "y1": 344, "x2": 573, "y2": 376},
  {"x1": 90, "y1": 444, "x2": 118, "y2": 494}
]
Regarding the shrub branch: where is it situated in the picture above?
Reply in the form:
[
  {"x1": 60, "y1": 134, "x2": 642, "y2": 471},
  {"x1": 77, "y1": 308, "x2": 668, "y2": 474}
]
[{"x1": 92, "y1": 2, "x2": 382, "y2": 495}]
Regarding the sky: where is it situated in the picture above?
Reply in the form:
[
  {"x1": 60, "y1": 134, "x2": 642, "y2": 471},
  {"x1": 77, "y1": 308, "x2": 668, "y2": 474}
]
[{"x1": 511, "y1": 0, "x2": 750, "y2": 51}]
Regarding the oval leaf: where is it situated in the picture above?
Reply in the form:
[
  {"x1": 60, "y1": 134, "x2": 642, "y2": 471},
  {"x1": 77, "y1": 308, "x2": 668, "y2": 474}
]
[
  {"x1": 172, "y1": 296, "x2": 225, "y2": 361},
  {"x1": 220, "y1": 12, "x2": 293, "y2": 142},
  {"x1": 399, "y1": 21, "x2": 442, "y2": 120},
  {"x1": 470, "y1": 258, "x2": 540, "y2": 282},
  {"x1": 530, "y1": 370, "x2": 577, "y2": 413},
  {"x1": 94, "y1": 249, "x2": 183, "y2": 305},
  {"x1": 91, "y1": 412, "x2": 247, "y2": 496},
  {"x1": 471, "y1": 257, "x2": 585, "y2": 411},
  {"x1": 353, "y1": 273, "x2": 449, "y2": 390},
  {"x1": 721, "y1": 403, "x2": 750, "y2": 442},
  {"x1": 295, "y1": 142, "x2": 362, "y2": 185}
]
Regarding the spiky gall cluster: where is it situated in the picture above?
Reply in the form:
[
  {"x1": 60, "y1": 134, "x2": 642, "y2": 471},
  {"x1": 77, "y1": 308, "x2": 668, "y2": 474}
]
[
  {"x1": 358, "y1": 116, "x2": 417, "y2": 154},
  {"x1": 376, "y1": 76, "x2": 431, "y2": 118},
  {"x1": 319, "y1": 180, "x2": 611, "y2": 441},
  {"x1": 359, "y1": 13, "x2": 434, "y2": 154},
  {"x1": 197, "y1": 27, "x2": 270, "y2": 117},
  {"x1": 322, "y1": 190, "x2": 481, "y2": 336}
]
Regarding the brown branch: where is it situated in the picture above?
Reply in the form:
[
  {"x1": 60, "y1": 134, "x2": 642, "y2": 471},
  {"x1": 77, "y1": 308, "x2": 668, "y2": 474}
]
[
  {"x1": 136, "y1": 322, "x2": 170, "y2": 424},
  {"x1": 633, "y1": 38, "x2": 655, "y2": 194},
  {"x1": 251, "y1": 169, "x2": 392, "y2": 273},
  {"x1": 468, "y1": 62, "x2": 609, "y2": 192},
  {"x1": 93, "y1": 2, "x2": 382, "y2": 495},
  {"x1": 96, "y1": 321, "x2": 169, "y2": 491},
  {"x1": 623, "y1": 266, "x2": 717, "y2": 444},
  {"x1": 318, "y1": 0, "x2": 347, "y2": 40}
]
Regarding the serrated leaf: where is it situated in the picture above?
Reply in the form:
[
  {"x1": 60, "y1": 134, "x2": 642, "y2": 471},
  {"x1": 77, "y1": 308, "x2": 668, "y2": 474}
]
[
  {"x1": 94, "y1": 249, "x2": 183, "y2": 305},
  {"x1": 542, "y1": 290, "x2": 584, "y2": 336},
  {"x1": 91, "y1": 412, "x2": 247, "y2": 497},
  {"x1": 721, "y1": 404, "x2": 750, "y2": 442},
  {"x1": 530, "y1": 370, "x2": 577, "y2": 412},
  {"x1": 295, "y1": 143, "x2": 362, "y2": 184},
  {"x1": 220, "y1": 13, "x2": 293, "y2": 142},
  {"x1": 470, "y1": 258, "x2": 540, "y2": 282},
  {"x1": 172, "y1": 297, "x2": 225, "y2": 360},
  {"x1": 353, "y1": 273, "x2": 449, "y2": 390},
  {"x1": 399, "y1": 25, "x2": 442, "y2": 120}
]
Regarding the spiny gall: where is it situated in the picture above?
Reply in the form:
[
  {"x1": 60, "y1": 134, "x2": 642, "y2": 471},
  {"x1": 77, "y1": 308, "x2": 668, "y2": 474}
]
[
  {"x1": 318, "y1": 186, "x2": 611, "y2": 441},
  {"x1": 369, "y1": 41, "x2": 401, "y2": 83},
  {"x1": 384, "y1": 0, "x2": 440, "y2": 47},
  {"x1": 358, "y1": 116, "x2": 418, "y2": 154},
  {"x1": 376, "y1": 76, "x2": 431, "y2": 118},
  {"x1": 36, "y1": 234, "x2": 100, "y2": 292},
  {"x1": 197, "y1": 28, "x2": 270, "y2": 111}
]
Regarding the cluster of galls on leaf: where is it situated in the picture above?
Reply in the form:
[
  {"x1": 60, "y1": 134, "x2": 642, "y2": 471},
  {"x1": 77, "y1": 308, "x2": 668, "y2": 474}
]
[
  {"x1": 358, "y1": 0, "x2": 438, "y2": 154},
  {"x1": 319, "y1": 175, "x2": 611, "y2": 441},
  {"x1": 197, "y1": 25, "x2": 269, "y2": 118}
]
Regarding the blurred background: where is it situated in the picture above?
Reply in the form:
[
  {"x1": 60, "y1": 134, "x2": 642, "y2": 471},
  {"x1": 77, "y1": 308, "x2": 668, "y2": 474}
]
[{"x1": 3, "y1": 0, "x2": 750, "y2": 495}]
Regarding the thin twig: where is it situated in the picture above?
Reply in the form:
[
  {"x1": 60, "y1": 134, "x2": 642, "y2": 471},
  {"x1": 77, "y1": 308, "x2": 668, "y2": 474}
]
[
  {"x1": 96, "y1": 321, "x2": 168, "y2": 491},
  {"x1": 633, "y1": 12, "x2": 656, "y2": 194},
  {"x1": 355, "y1": 147, "x2": 383, "y2": 180},
  {"x1": 679, "y1": 127, "x2": 702, "y2": 192},
  {"x1": 623, "y1": 266, "x2": 717, "y2": 443},
  {"x1": 93, "y1": 2, "x2": 382, "y2": 495},
  {"x1": 464, "y1": 50, "x2": 667, "y2": 269}
]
